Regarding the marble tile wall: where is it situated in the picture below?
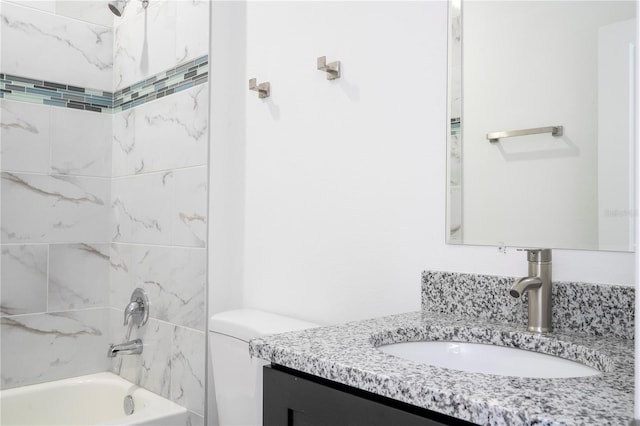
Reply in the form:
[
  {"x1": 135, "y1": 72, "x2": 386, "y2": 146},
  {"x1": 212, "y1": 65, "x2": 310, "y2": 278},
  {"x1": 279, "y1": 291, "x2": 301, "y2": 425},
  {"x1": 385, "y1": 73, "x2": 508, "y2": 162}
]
[
  {"x1": 113, "y1": 0, "x2": 210, "y2": 91},
  {"x1": 1, "y1": 310, "x2": 110, "y2": 388},
  {"x1": 109, "y1": 1, "x2": 209, "y2": 422},
  {"x1": 0, "y1": 3, "x2": 113, "y2": 384},
  {"x1": 108, "y1": 90, "x2": 208, "y2": 421},
  {"x1": 0, "y1": 1, "x2": 113, "y2": 92},
  {"x1": 6, "y1": 0, "x2": 114, "y2": 26},
  {"x1": 1, "y1": 2, "x2": 209, "y2": 422}
]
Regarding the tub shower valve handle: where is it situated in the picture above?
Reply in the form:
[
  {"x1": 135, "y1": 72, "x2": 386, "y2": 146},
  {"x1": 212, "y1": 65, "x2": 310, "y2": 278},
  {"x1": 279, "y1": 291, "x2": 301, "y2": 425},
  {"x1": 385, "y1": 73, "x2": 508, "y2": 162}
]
[
  {"x1": 124, "y1": 288, "x2": 149, "y2": 327},
  {"x1": 123, "y1": 301, "x2": 140, "y2": 326}
]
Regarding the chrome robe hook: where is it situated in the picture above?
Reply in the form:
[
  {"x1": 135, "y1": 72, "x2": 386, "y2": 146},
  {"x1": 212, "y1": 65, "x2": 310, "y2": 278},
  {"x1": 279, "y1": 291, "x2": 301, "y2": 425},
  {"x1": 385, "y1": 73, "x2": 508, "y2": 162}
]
[
  {"x1": 249, "y1": 78, "x2": 270, "y2": 98},
  {"x1": 317, "y1": 56, "x2": 341, "y2": 80}
]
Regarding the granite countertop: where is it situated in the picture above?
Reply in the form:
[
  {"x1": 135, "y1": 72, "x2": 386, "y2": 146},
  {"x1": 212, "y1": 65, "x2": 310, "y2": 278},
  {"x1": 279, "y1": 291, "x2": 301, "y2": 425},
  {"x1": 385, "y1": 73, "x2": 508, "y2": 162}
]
[{"x1": 249, "y1": 310, "x2": 634, "y2": 425}]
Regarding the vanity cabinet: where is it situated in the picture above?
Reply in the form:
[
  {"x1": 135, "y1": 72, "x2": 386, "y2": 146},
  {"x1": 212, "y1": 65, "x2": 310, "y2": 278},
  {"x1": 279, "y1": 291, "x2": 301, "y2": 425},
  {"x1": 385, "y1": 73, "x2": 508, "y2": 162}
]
[{"x1": 263, "y1": 365, "x2": 474, "y2": 426}]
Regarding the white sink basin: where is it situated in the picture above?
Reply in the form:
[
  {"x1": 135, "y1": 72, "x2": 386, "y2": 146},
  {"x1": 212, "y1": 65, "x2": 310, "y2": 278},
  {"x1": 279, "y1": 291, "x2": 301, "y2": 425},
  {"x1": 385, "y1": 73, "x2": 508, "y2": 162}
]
[{"x1": 378, "y1": 341, "x2": 601, "y2": 378}]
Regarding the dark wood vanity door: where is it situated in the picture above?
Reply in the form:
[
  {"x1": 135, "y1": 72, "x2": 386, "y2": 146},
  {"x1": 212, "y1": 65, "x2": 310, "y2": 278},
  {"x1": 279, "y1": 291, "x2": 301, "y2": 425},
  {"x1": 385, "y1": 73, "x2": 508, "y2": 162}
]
[{"x1": 263, "y1": 365, "x2": 474, "y2": 426}]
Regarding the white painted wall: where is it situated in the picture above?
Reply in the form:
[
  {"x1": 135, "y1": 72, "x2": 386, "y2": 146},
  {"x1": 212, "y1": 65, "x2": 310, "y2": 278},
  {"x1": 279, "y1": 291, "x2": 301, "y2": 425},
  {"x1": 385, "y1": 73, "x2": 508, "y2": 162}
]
[
  {"x1": 208, "y1": 1, "x2": 635, "y2": 328},
  {"x1": 209, "y1": 1, "x2": 247, "y2": 315}
]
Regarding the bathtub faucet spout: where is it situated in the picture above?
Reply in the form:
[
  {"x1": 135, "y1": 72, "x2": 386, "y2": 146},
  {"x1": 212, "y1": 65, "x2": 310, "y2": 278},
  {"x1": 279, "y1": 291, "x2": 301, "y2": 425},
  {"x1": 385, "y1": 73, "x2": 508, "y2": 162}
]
[{"x1": 107, "y1": 339, "x2": 143, "y2": 358}]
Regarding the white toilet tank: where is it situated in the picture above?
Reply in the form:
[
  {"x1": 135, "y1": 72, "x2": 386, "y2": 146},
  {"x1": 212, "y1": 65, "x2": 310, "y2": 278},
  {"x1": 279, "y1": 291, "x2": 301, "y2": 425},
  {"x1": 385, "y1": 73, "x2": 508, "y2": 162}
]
[{"x1": 209, "y1": 309, "x2": 318, "y2": 426}]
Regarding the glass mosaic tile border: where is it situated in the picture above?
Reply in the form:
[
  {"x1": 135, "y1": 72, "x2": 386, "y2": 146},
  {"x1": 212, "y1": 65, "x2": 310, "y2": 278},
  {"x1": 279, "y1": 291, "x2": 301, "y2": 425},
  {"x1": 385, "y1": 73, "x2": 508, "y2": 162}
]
[{"x1": 0, "y1": 55, "x2": 208, "y2": 113}]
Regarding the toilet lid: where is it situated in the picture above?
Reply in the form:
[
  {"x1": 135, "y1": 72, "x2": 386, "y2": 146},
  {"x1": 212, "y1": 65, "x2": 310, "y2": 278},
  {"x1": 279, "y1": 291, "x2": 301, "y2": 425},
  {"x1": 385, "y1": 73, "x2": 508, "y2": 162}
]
[{"x1": 208, "y1": 309, "x2": 319, "y2": 342}]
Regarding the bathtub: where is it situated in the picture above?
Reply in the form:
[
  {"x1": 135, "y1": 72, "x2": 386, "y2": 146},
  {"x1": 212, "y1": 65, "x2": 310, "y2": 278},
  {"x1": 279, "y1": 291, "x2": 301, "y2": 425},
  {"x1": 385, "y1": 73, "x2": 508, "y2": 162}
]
[{"x1": 0, "y1": 372, "x2": 189, "y2": 426}]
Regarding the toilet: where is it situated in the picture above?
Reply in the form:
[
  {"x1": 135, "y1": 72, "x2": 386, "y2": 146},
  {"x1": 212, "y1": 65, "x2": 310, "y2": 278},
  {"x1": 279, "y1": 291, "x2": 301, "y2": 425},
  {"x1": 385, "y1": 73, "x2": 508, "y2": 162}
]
[{"x1": 209, "y1": 309, "x2": 318, "y2": 426}]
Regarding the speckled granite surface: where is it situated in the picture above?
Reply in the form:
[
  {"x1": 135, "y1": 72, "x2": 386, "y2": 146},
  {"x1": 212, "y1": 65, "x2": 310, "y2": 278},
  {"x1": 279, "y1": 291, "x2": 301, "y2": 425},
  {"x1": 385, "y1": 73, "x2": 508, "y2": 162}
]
[
  {"x1": 250, "y1": 311, "x2": 633, "y2": 425},
  {"x1": 250, "y1": 272, "x2": 635, "y2": 425},
  {"x1": 422, "y1": 271, "x2": 635, "y2": 340}
]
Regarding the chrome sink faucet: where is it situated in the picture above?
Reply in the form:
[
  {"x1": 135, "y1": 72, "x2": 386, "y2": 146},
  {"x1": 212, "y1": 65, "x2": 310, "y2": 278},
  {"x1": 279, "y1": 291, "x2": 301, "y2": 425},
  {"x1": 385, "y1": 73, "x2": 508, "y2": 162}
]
[{"x1": 509, "y1": 249, "x2": 552, "y2": 333}]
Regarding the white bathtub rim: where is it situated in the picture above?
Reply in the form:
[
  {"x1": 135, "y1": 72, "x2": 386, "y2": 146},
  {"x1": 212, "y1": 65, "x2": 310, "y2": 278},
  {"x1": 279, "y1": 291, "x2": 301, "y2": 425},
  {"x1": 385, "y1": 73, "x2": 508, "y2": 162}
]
[{"x1": 1, "y1": 371, "x2": 188, "y2": 426}]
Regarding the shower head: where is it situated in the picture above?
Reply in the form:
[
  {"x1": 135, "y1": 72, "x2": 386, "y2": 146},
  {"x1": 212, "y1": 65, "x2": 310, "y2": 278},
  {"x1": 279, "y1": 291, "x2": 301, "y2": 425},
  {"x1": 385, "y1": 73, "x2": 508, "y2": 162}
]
[
  {"x1": 108, "y1": 0, "x2": 148, "y2": 17},
  {"x1": 108, "y1": 0, "x2": 126, "y2": 17}
]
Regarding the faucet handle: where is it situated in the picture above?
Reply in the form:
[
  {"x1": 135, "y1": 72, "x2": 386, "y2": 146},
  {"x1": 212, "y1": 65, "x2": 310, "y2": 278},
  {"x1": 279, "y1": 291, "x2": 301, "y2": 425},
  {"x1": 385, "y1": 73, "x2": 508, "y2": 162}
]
[
  {"x1": 123, "y1": 301, "x2": 139, "y2": 326},
  {"x1": 517, "y1": 248, "x2": 552, "y2": 262},
  {"x1": 124, "y1": 288, "x2": 149, "y2": 328}
]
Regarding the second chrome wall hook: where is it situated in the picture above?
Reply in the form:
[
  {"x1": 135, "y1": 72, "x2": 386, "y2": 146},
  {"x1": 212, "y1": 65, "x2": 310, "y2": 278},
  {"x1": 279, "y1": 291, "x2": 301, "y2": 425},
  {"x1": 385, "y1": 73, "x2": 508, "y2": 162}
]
[
  {"x1": 249, "y1": 78, "x2": 270, "y2": 98},
  {"x1": 317, "y1": 56, "x2": 341, "y2": 80}
]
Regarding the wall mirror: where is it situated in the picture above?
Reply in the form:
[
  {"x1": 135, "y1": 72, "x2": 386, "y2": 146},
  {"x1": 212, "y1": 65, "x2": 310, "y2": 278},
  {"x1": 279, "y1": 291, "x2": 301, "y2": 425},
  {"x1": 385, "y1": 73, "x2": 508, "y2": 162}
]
[{"x1": 447, "y1": 0, "x2": 637, "y2": 251}]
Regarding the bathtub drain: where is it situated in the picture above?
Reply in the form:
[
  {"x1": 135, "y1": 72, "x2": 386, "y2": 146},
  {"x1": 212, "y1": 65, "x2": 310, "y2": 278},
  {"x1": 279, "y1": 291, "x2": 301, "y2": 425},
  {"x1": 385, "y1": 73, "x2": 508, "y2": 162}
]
[{"x1": 124, "y1": 395, "x2": 135, "y2": 415}]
